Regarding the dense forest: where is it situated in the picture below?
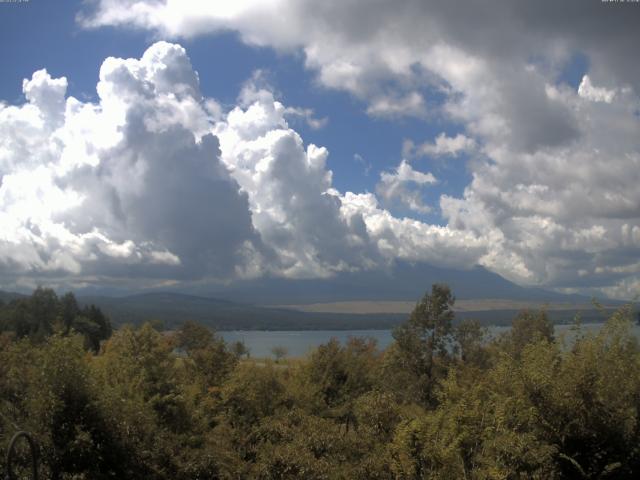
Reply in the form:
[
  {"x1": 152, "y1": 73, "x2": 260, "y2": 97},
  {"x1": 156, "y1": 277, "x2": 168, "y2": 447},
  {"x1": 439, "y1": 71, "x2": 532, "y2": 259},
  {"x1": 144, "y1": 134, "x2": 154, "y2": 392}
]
[{"x1": 1, "y1": 285, "x2": 640, "y2": 479}]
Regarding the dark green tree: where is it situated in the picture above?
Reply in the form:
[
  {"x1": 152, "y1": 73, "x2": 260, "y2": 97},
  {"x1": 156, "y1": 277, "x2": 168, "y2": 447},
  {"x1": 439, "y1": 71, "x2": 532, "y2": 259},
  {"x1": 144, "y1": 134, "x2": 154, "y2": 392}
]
[
  {"x1": 176, "y1": 320, "x2": 214, "y2": 352},
  {"x1": 453, "y1": 318, "x2": 490, "y2": 367},
  {"x1": 57, "y1": 291, "x2": 80, "y2": 334},
  {"x1": 231, "y1": 340, "x2": 250, "y2": 359},
  {"x1": 305, "y1": 337, "x2": 378, "y2": 429},
  {"x1": 73, "y1": 304, "x2": 112, "y2": 352},
  {"x1": 176, "y1": 320, "x2": 237, "y2": 388},
  {"x1": 271, "y1": 345, "x2": 288, "y2": 362},
  {"x1": 4, "y1": 287, "x2": 58, "y2": 341},
  {"x1": 392, "y1": 283, "x2": 455, "y2": 404},
  {"x1": 500, "y1": 309, "x2": 554, "y2": 358}
]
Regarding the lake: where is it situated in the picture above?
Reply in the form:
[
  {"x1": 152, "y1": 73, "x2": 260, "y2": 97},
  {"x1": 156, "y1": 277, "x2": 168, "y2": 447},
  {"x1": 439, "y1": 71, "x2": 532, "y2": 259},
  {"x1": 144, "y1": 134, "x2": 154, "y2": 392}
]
[{"x1": 220, "y1": 322, "x2": 640, "y2": 358}]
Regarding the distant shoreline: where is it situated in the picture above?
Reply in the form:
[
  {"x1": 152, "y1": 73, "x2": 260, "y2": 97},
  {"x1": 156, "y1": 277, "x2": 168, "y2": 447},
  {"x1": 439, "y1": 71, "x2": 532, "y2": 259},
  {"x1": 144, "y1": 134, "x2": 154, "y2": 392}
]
[{"x1": 266, "y1": 299, "x2": 620, "y2": 315}]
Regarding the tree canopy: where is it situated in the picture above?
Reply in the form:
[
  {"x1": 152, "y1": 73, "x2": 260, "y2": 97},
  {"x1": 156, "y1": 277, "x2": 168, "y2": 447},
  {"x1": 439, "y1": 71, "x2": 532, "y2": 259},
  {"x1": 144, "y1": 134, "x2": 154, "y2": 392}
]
[{"x1": 2, "y1": 285, "x2": 640, "y2": 478}]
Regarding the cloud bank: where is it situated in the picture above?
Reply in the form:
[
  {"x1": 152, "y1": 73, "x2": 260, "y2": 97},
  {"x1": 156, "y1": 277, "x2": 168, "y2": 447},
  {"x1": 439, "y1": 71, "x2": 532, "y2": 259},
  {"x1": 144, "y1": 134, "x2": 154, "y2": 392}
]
[
  {"x1": 75, "y1": 0, "x2": 640, "y2": 299},
  {"x1": 0, "y1": 42, "x2": 490, "y2": 292},
  {"x1": 0, "y1": 43, "x2": 266, "y2": 290},
  {"x1": 376, "y1": 160, "x2": 437, "y2": 214}
]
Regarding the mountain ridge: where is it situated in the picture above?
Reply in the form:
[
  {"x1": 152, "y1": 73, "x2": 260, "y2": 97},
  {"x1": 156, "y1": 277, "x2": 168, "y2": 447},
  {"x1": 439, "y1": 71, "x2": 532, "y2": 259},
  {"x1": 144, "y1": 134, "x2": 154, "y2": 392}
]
[
  {"x1": 0, "y1": 262, "x2": 623, "y2": 330},
  {"x1": 199, "y1": 263, "x2": 592, "y2": 305}
]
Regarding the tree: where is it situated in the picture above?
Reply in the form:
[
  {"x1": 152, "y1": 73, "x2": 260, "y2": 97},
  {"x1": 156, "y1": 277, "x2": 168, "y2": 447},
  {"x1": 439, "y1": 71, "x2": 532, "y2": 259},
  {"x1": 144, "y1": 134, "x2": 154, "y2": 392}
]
[
  {"x1": 453, "y1": 318, "x2": 490, "y2": 367},
  {"x1": 28, "y1": 287, "x2": 58, "y2": 339},
  {"x1": 306, "y1": 338, "x2": 378, "y2": 410},
  {"x1": 0, "y1": 289, "x2": 111, "y2": 350},
  {"x1": 176, "y1": 320, "x2": 237, "y2": 388},
  {"x1": 501, "y1": 309, "x2": 554, "y2": 358},
  {"x1": 4, "y1": 288, "x2": 58, "y2": 341},
  {"x1": 176, "y1": 320, "x2": 213, "y2": 353},
  {"x1": 0, "y1": 334, "x2": 133, "y2": 479},
  {"x1": 76, "y1": 304, "x2": 112, "y2": 352},
  {"x1": 231, "y1": 340, "x2": 250, "y2": 359},
  {"x1": 392, "y1": 283, "x2": 455, "y2": 404},
  {"x1": 97, "y1": 323, "x2": 188, "y2": 432},
  {"x1": 221, "y1": 363, "x2": 288, "y2": 430},
  {"x1": 271, "y1": 345, "x2": 288, "y2": 362},
  {"x1": 57, "y1": 292, "x2": 80, "y2": 334}
]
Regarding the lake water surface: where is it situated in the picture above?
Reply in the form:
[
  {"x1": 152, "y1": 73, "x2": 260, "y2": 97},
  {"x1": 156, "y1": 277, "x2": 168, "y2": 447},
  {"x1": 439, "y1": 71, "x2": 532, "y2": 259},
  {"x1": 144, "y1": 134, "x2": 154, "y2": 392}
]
[{"x1": 221, "y1": 323, "x2": 640, "y2": 358}]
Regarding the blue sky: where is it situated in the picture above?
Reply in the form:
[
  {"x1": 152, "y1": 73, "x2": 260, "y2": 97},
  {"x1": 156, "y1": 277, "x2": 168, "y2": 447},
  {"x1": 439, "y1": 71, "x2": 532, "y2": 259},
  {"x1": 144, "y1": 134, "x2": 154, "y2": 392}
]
[
  {"x1": 0, "y1": 0, "x2": 468, "y2": 224},
  {"x1": 0, "y1": 0, "x2": 639, "y2": 299}
]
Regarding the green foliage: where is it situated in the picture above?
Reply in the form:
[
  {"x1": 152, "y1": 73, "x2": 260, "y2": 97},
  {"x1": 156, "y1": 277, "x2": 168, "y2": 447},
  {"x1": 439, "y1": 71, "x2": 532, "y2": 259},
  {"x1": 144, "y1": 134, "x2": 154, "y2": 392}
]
[
  {"x1": 271, "y1": 345, "x2": 289, "y2": 362},
  {"x1": 0, "y1": 287, "x2": 56, "y2": 342},
  {"x1": 2, "y1": 284, "x2": 640, "y2": 479},
  {"x1": 0, "y1": 334, "x2": 132, "y2": 479},
  {"x1": 231, "y1": 339, "x2": 250, "y2": 358},
  {"x1": 221, "y1": 362, "x2": 289, "y2": 429},
  {"x1": 176, "y1": 320, "x2": 238, "y2": 388},
  {"x1": 305, "y1": 337, "x2": 379, "y2": 423},
  {"x1": 0, "y1": 288, "x2": 112, "y2": 352},
  {"x1": 392, "y1": 283, "x2": 455, "y2": 405},
  {"x1": 251, "y1": 410, "x2": 340, "y2": 479},
  {"x1": 499, "y1": 308, "x2": 555, "y2": 358},
  {"x1": 453, "y1": 318, "x2": 490, "y2": 368},
  {"x1": 176, "y1": 320, "x2": 214, "y2": 352},
  {"x1": 76, "y1": 304, "x2": 112, "y2": 352}
]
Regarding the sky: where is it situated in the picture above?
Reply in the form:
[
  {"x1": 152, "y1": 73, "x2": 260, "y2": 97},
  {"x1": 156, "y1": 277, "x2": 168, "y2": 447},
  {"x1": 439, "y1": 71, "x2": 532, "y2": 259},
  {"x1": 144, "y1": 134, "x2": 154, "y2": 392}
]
[{"x1": 0, "y1": 0, "x2": 639, "y2": 299}]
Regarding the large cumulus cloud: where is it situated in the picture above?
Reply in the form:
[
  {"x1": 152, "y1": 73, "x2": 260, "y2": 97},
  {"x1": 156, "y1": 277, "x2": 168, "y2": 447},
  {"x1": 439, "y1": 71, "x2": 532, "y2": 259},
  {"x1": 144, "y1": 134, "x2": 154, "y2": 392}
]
[
  {"x1": 376, "y1": 160, "x2": 437, "y2": 214},
  {"x1": 78, "y1": 1, "x2": 640, "y2": 298},
  {"x1": 214, "y1": 84, "x2": 382, "y2": 278},
  {"x1": 0, "y1": 42, "x2": 264, "y2": 289},
  {"x1": 1, "y1": 42, "x2": 490, "y2": 289}
]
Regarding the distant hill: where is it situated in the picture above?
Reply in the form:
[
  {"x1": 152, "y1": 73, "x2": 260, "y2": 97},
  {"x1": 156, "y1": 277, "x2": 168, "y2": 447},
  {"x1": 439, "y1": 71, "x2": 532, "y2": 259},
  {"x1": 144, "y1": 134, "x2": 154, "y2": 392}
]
[
  {"x1": 0, "y1": 260, "x2": 624, "y2": 331},
  {"x1": 0, "y1": 287, "x2": 621, "y2": 331},
  {"x1": 0, "y1": 290, "x2": 27, "y2": 303},
  {"x1": 74, "y1": 291, "x2": 622, "y2": 331},
  {"x1": 77, "y1": 292, "x2": 406, "y2": 330},
  {"x1": 200, "y1": 261, "x2": 592, "y2": 305}
]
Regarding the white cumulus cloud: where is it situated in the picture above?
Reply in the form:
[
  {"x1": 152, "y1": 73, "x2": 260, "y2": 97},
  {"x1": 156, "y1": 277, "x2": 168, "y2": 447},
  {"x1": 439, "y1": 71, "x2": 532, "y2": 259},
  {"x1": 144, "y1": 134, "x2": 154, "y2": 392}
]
[
  {"x1": 0, "y1": 42, "x2": 264, "y2": 288},
  {"x1": 376, "y1": 160, "x2": 437, "y2": 213},
  {"x1": 405, "y1": 132, "x2": 476, "y2": 158},
  {"x1": 74, "y1": 0, "x2": 640, "y2": 297},
  {"x1": 12, "y1": 0, "x2": 640, "y2": 300},
  {"x1": 578, "y1": 75, "x2": 616, "y2": 103},
  {"x1": 0, "y1": 42, "x2": 493, "y2": 288}
]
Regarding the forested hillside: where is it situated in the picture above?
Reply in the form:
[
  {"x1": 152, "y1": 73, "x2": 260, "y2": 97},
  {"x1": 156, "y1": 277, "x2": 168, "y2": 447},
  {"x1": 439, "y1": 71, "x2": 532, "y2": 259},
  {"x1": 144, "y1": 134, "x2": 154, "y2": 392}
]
[
  {"x1": 75, "y1": 292, "x2": 407, "y2": 331},
  {"x1": 1, "y1": 285, "x2": 639, "y2": 478}
]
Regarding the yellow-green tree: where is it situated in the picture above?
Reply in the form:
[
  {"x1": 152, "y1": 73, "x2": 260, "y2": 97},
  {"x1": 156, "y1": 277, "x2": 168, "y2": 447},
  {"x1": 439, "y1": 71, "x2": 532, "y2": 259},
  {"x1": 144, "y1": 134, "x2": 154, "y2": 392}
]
[{"x1": 391, "y1": 284, "x2": 455, "y2": 405}]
